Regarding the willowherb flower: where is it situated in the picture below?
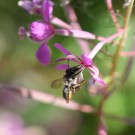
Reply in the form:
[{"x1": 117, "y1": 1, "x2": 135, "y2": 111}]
[
  {"x1": 28, "y1": 0, "x2": 55, "y2": 65},
  {"x1": 29, "y1": 21, "x2": 54, "y2": 42},
  {"x1": 18, "y1": 0, "x2": 55, "y2": 65},
  {"x1": 18, "y1": 0, "x2": 105, "y2": 65},
  {"x1": 18, "y1": 0, "x2": 42, "y2": 14},
  {"x1": 54, "y1": 43, "x2": 106, "y2": 86}
]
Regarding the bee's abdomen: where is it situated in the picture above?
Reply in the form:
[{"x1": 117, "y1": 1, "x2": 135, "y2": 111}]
[{"x1": 63, "y1": 86, "x2": 72, "y2": 103}]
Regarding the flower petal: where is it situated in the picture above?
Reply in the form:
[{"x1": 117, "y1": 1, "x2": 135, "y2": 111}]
[
  {"x1": 18, "y1": 0, "x2": 33, "y2": 14},
  {"x1": 89, "y1": 65, "x2": 99, "y2": 77},
  {"x1": 54, "y1": 43, "x2": 71, "y2": 56},
  {"x1": 55, "y1": 64, "x2": 69, "y2": 70},
  {"x1": 32, "y1": 0, "x2": 41, "y2": 4},
  {"x1": 91, "y1": 74, "x2": 106, "y2": 86},
  {"x1": 66, "y1": 55, "x2": 82, "y2": 64},
  {"x1": 29, "y1": 21, "x2": 54, "y2": 42},
  {"x1": 36, "y1": 43, "x2": 51, "y2": 65},
  {"x1": 81, "y1": 54, "x2": 92, "y2": 66},
  {"x1": 54, "y1": 55, "x2": 81, "y2": 64},
  {"x1": 42, "y1": 0, "x2": 53, "y2": 22},
  {"x1": 54, "y1": 58, "x2": 68, "y2": 63},
  {"x1": 88, "y1": 66, "x2": 106, "y2": 86},
  {"x1": 55, "y1": 29, "x2": 97, "y2": 40}
]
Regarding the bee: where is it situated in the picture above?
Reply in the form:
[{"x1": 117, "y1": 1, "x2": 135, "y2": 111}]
[{"x1": 51, "y1": 65, "x2": 84, "y2": 103}]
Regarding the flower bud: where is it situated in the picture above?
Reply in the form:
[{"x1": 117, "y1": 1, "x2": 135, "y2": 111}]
[{"x1": 29, "y1": 21, "x2": 54, "y2": 42}]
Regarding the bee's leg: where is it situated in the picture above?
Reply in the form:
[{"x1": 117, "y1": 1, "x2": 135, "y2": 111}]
[
  {"x1": 79, "y1": 80, "x2": 85, "y2": 84},
  {"x1": 74, "y1": 80, "x2": 85, "y2": 91},
  {"x1": 74, "y1": 83, "x2": 81, "y2": 91},
  {"x1": 72, "y1": 87, "x2": 76, "y2": 94},
  {"x1": 67, "y1": 59, "x2": 69, "y2": 68},
  {"x1": 77, "y1": 80, "x2": 85, "y2": 86}
]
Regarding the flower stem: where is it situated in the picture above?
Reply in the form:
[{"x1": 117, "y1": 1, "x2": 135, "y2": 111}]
[
  {"x1": 109, "y1": 0, "x2": 134, "y2": 80},
  {"x1": 120, "y1": 51, "x2": 135, "y2": 56},
  {"x1": 121, "y1": 38, "x2": 135, "y2": 83},
  {"x1": 55, "y1": 29, "x2": 105, "y2": 41},
  {"x1": 0, "y1": 83, "x2": 94, "y2": 113},
  {"x1": 62, "y1": 3, "x2": 91, "y2": 55},
  {"x1": 88, "y1": 30, "x2": 123, "y2": 59},
  {"x1": 106, "y1": 0, "x2": 121, "y2": 31},
  {"x1": 51, "y1": 16, "x2": 72, "y2": 29}
]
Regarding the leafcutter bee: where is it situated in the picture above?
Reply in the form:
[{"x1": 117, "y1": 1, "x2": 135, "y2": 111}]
[{"x1": 51, "y1": 65, "x2": 84, "y2": 103}]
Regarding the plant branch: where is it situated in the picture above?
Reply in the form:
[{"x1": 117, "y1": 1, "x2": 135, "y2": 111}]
[
  {"x1": 121, "y1": 37, "x2": 135, "y2": 83},
  {"x1": 88, "y1": 30, "x2": 123, "y2": 59},
  {"x1": 0, "y1": 83, "x2": 94, "y2": 113},
  {"x1": 105, "y1": 113, "x2": 135, "y2": 125},
  {"x1": 62, "y1": 2, "x2": 90, "y2": 55},
  {"x1": 105, "y1": 0, "x2": 121, "y2": 31},
  {"x1": 98, "y1": 116, "x2": 107, "y2": 135},
  {"x1": 51, "y1": 16, "x2": 72, "y2": 29},
  {"x1": 55, "y1": 29, "x2": 105, "y2": 41},
  {"x1": 109, "y1": 0, "x2": 134, "y2": 80},
  {"x1": 120, "y1": 51, "x2": 135, "y2": 57}
]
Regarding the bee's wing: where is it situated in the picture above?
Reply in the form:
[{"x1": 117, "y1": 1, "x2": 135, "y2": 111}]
[{"x1": 51, "y1": 78, "x2": 63, "y2": 89}]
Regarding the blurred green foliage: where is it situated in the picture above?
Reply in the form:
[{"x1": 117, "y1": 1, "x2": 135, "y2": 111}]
[{"x1": 0, "y1": 0, "x2": 135, "y2": 135}]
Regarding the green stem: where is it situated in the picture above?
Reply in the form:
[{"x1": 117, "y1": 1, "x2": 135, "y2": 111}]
[
  {"x1": 109, "y1": 0, "x2": 134, "y2": 80},
  {"x1": 99, "y1": 0, "x2": 135, "y2": 120}
]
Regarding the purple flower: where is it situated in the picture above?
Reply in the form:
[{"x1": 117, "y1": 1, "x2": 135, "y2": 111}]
[
  {"x1": 29, "y1": 21, "x2": 54, "y2": 42},
  {"x1": 18, "y1": 0, "x2": 104, "y2": 65},
  {"x1": 18, "y1": 0, "x2": 42, "y2": 14},
  {"x1": 19, "y1": 0, "x2": 54, "y2": 65},
  {"x1": 33, "y1": 0, "x2": 54, "y2": 65},
  {"x1": 36, "y1": 42, "x2": 51, "y2": 65},
  {"x1": 54, "y1": 43, "x2": 106, "y2": 86},
  {"x1": 27, "y1": 0, "x2": 54, "y2": 42}
]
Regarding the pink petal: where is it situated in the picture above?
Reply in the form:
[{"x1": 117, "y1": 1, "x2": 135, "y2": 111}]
[
  {"x1": 89, "y1": 65, "x2": 99, "y2": 77},
  {"x1": 54, "y1": 58, "x2": 68, "y2": 63},
  {"x1": 81, "y1": 54, "x2": 92, "y2": 66},
  {"x1": 54, "y1": 55, "x2": 81, "y2": 64},
  {"x1": 36, "y1": 43, "x2": 51, "y2": 65},
  {"x1": 18, "y1": 0, "x2": 33, "y2": 13},
  {"x1": 91, "y1": 74, "x2": 106, "y2": 86},
  {"x1": 54, "y1": 43, "x2": 71, "y2": 56},
  {"x1": 56, "y1": 64, "x2": 69, "y2": 70},
  {"x1": 88, "y1": 66, "x2": 106, "y2": 86},
  {"x1": 42, "y1": 0, "x2": 53, "y2": 22},
  {"x1": 66, "y1": 55, "x2": 82, "y2": 64},
  {"x1": 55, "y1": 29, "x2": 98, "y2": 40},
  {"x1": 67, "y1": 55, "x2": 82, "y2": 61}
]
